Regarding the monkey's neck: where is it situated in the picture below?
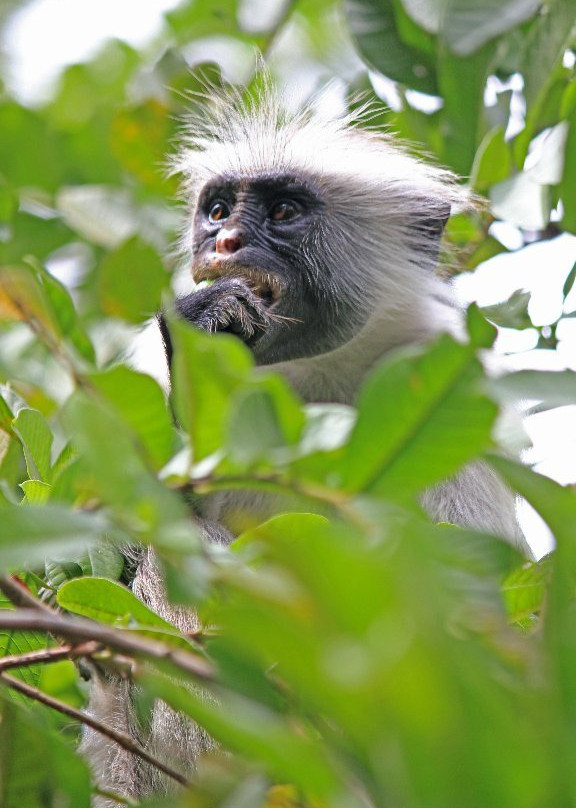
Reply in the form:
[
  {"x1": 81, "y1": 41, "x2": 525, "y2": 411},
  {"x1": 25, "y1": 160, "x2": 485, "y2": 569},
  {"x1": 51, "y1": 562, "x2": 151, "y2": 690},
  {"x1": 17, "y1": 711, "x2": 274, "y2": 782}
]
[{"x1": 269, "y1": 288, "x2": 462, "y2": 405}]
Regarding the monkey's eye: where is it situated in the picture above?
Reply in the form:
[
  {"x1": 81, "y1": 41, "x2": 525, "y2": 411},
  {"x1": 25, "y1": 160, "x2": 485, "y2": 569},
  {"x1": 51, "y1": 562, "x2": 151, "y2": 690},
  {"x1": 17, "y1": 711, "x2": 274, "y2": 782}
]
[
  {"x1": 208, "y1": 200, "x2": 230, "y2": 224},
  {"x1": 268, "y1": 200, "x2": 300, "y2": 222}
]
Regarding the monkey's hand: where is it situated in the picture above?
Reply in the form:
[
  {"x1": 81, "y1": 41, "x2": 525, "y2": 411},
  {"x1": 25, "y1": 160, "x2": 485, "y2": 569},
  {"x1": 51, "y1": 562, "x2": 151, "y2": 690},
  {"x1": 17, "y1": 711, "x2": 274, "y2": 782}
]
[{"x1": 175, "y1": 277, "x2": 273, "y2": 343}]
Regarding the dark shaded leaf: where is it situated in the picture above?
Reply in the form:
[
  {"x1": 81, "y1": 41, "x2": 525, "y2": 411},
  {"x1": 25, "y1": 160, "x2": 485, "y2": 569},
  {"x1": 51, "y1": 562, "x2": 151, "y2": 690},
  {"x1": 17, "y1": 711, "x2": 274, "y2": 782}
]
[
  {"x1": 13, "y1": 408, "x2": 53, "y2": 483},
  {"x1": 345, "y1": 0, "x2": 438, "y2": 92}
]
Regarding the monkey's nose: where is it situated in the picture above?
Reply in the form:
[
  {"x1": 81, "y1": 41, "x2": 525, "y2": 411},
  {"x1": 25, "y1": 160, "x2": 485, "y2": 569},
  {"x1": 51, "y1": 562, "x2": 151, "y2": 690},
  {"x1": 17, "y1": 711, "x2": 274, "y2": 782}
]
[{"x1": 215, "y1": 227, "x2": 244, "y2": 255}]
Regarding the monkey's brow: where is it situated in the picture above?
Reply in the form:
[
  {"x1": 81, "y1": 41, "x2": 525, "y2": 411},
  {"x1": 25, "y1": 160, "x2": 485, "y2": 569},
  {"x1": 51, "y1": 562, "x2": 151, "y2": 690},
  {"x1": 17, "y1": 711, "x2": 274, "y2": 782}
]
[{"x1": 203, "y1": 172, "x2": 320, "y2": 197}]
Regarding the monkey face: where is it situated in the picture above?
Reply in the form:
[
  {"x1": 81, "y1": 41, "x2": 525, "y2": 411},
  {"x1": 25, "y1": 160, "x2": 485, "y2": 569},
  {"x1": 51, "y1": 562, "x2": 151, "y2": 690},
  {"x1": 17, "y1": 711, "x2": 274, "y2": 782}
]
[
  {"x1": 192, "y1": 173, "x2": 322, "y2": 292},
  {"x1": 174, "y1": 172, "x2": 356, "y2": 364}
]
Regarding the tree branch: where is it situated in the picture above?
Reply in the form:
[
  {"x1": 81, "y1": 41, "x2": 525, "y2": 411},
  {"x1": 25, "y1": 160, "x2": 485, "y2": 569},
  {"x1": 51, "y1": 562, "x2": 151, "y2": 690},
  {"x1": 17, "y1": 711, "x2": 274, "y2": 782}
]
[
  {"x1": 0, "y1": 609, "x2": 213, "y2": 681},
  {"x1": 0, "y1": 641, "x2": 100, "y2": 672},
  {"x1": 186, "y1": 472, "x2": 371, "y2": 529},
  {"x1": 0, "y1": 671, "x2": 189, "y2": 788},
  {"x1": 0, "y1": 573, "x2": 54, "y2": 612}
]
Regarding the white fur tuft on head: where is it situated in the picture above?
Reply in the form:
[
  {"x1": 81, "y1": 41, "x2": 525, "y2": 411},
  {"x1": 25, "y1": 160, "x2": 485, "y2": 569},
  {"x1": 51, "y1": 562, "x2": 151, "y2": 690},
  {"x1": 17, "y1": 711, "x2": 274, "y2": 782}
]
[{"x1": 172, "y1": 79, "x2": 471, "y2": 217}]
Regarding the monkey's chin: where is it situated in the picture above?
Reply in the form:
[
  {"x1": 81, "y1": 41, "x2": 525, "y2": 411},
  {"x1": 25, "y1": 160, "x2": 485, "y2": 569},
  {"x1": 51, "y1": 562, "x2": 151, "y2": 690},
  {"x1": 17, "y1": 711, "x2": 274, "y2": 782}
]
[{"x1": 192, "y1": 261, "x2": 284, "y2": 305}]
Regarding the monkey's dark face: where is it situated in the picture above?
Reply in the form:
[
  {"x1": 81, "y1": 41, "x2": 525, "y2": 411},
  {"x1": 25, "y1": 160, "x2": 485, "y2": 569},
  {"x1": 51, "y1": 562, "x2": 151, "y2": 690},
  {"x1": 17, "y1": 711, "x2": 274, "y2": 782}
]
[
  {"x1": 194, "y1": 174, "x2": 319, "y2": 296},
  {"x1": 189, "y1": 172, "x2": 333, "y2": 363},
  {"x1": 168, "y1": 172, "x2": 364, "y2": 365}
]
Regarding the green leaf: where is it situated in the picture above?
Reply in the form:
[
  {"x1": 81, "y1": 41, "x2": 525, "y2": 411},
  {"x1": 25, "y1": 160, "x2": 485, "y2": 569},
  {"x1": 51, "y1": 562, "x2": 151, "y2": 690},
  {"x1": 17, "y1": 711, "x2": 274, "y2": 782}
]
[
  {"x1": 88, "y1": 541, "x2": 125, "y2": 580},
  {"x1": 20, "y1": 480, "x2": 50, "y2": 505},
  {"x1": 35, "y1": 263, "x2": 96, "y2": 364},
  {"x1": 440, "y1": 0, "x2": 541, "y2": 57},
  {"x1": 0, "y1": 437, "x2": 23, "y2": 502},
  {"x1": 47, "y1": 40, "x2": 139, "y2": 129},
  {"x1": 466, "y1": 304, "x2": 498, "y2": 348},
  {"x1": 561, "y1": 109, "x2": 576, "y2": 234},
  {"x1": 0, "y1": 504, "x2": 110, "y2": 568},
  {"x1": 465, "y1": 236, "x2": 508, "y2": 270},
  {"x1": 166, "y1": 0, "x2": 249, "y2": 43},
  {"x1": 562, "y1": 260, "x2": 576, "y2": 300},
  {"x1": 111, "y1": 100, "x2": 175, "y2": 193},
  {"x1": 13, "y1": 408, "x2": 53, "y2": 483},
  {"x1": 235, "y1": 513, "x2": 330, "y2": 555},
  {"x1": 284, "y1": 405, "x2": 355, "y2": 486},
  {"x1": 89, "y1": 366, "x2": 174, "y2": 468},
  {"x1": 0, "y1": 181, "x2": 16, "y2": 223},
  {"x1": 0, "y1": 264, "x2": 56, "y2": 330},
  {"x1": 0, "y1": 207, "x2": 73, "y2": 266},
  {"x1": 345, "y1": 0, "x2": 438, "y2": 92},
  {"x1": 562, "y1": 77, "x2": 576, "y2": 120},
  {"x1": 0, "y1": 102, "x2": 65, "y2": 192},
  {"x1": 0, "y1": 602, "x2": 47, "y2": 688},
  {"x1": 57, "y1": 577, "x2": 175, "y2": 629},
  {"x1": 340, "y1": 334, "x2": 498, "y2": 500},
  {"x1": 502, "y1": 558, "x2": 551, "y2": 623},
  {"x1": 97, "y1": 237, "x2": 171, "y2": 323},
  {"x1": 60, "y1": 390, "x2": 186, "y2": 533},
  {"x1": 0, "y1": 262, "x2": 95, "y2": 364},
  {"x1": 0, "y1": 697, "x2": 91, "y2": 808},
  {"x1": 0, "y1": 393, "x2": 15, "y2": 434},
  {"x1": 438, "y1": 44, "x2": 493, "y2": 174},
  {"x1": 491, "y1": 369, "x2": 576, "y2": 409},
  {"x1": 522, "y1": 0, "x2": 576, "y2": 123},
  {"x1": 45, "y1": 557, "x2": 88, "y2": 589},
  {"x1": 227, "y1": 375, "x2": 305, "y2": 468},
  {"x1": 470, "y1": 127, "x2": 512, "y2": 191},
  {"x1": 171, "y1": 319, "x2": 253, "y2": 462},
  {"x1": 481, "y1": 290, "x2": 533, "y2": 330},
  {"x1": 299, "y1": 404, "x2": 356, "y2": 455}
]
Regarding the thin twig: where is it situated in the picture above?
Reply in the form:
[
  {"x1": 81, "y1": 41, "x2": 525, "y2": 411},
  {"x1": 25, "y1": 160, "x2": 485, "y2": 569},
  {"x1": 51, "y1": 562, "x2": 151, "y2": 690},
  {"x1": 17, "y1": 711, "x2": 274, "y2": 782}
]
[
  {"x1": 0, "y1": 641, "x2": 100, "y2": 672},
  {"x1": 189, "y1": 471, "x2": 346, "y2": 506},
  {"x1": 0, "y1": 574, "x2": 54, "y2": 612},
  {"x1": 0, "y1": 610, "x2": 213, "y2": 681},
  {"x1": 0, "y1": 671, "x2": 189, "y2": 788},
  {"x1": 187, "y1": 472, "x2": 371, "y2": 530}
]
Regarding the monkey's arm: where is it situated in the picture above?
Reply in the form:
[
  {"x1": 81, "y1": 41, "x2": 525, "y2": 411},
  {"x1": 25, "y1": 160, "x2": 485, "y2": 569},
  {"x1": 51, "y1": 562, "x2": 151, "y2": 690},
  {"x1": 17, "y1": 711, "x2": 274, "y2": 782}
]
[
  {"x1": 158, "y1": 277, "x2": 273, "y2": 365},
  {"x1": 422, "y1": 462, "x2": 532, "y2": 557}
]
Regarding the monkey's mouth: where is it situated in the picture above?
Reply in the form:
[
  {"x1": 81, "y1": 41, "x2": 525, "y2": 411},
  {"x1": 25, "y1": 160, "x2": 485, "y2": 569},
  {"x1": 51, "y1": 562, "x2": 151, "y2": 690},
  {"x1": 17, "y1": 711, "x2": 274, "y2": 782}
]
[{"x1": 192, "y1": 263, "x2": 284, "y2": 306}]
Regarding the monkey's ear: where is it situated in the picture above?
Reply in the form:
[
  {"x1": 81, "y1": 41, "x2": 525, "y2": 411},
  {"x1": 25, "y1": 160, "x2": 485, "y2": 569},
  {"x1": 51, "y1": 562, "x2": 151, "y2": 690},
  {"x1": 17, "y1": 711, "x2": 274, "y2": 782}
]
[
  {"x1": 412, "y1": 202, "x2": 451, "y2": 264},
  {"x1": 415, "y1": 202, "x2": 451, "y2": 241}
]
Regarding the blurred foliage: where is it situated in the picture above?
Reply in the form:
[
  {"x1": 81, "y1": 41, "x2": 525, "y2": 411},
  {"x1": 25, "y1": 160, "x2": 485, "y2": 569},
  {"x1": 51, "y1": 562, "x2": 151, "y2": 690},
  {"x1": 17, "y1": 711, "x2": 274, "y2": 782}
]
[{"x1": 0, "y1": 1, "x2": 575, "y2": 806}]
